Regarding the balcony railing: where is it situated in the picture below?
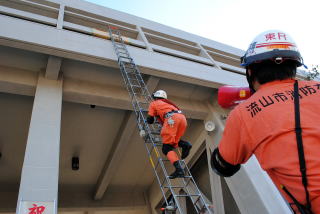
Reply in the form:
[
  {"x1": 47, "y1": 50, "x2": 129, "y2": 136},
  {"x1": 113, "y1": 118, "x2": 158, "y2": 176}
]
[{"x1": 0, "y1": 0, "x2": 245, "y2": 75}]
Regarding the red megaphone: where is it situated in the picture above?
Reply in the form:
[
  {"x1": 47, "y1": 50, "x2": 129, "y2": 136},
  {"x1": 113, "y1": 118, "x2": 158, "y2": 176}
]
[{"x1": 218, "y1": 86, "x2": 251, "y2": 109}]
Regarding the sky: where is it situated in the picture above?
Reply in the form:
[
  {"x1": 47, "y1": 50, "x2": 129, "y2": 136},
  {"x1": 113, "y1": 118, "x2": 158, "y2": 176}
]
[{"x1": 85, "y1": 0, "x2": 319, "y2": 67}]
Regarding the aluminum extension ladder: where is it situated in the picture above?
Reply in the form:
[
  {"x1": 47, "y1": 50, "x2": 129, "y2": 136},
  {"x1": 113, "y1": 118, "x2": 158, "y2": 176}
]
[{"x1": 108, "y1": 26, "x2": 213, "y2": 214}]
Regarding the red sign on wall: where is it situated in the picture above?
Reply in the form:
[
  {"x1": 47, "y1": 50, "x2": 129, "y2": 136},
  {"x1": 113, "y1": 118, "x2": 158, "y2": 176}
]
[
  {"x1": 19, "y1": 201, "x2": 55, "y2": 214},
  {"x1": 28, "y1": 204, "x2": 46, "y2": 214}
]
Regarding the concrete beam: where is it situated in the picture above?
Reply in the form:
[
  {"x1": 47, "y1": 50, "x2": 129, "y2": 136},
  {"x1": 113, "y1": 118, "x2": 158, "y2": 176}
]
[
  {"x1": 94, "y1": 111, "x2": 138, "y2": 200},
  {"x1": 94, "y1": 76, "x2": 160, "y2": 200},
  {"x1": 0, "y1": 14, "x2": 247, "y2": 88},
  {"x1": 45, "y1": 56, "x2": 62, "y2": 80},
  {"x1": 0, "y1": 66, "x2": 37, "y2": 96},
  {"x1": 145, "y1": 76, "x2": 160, "y2": 92},
  {"x1": 0, "y1": 68, "x2": 208, "y2": 120}
]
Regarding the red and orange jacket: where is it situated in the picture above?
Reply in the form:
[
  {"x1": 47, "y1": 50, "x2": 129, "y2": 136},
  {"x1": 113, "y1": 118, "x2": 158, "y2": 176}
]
[
  {"x1": 219, "y1": 79, "x2": 320, "y2": 212},
  {"x1": 148, "y1": 99, "x2": 180, "y2": 124}
]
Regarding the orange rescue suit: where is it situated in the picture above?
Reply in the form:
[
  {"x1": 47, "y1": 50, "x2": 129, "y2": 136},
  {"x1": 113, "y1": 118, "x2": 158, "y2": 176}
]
[
  {"x1": 148, "y1": 99, "x2": 187, "y2": 147},
  {"x1": 218, "y1": 79, "x2": 320, "y2": 213}
]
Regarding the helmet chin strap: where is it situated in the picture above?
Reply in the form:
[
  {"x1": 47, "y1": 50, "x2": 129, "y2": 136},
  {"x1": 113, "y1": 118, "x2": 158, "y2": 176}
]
[{"x1": 246, "y1": 68, "x2": 256, "y2": 94}]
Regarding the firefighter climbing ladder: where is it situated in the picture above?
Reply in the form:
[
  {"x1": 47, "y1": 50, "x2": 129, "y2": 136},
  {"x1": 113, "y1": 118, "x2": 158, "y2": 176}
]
[{"x1": 108, "y1": 26, "x2": 213, "y2": 214}]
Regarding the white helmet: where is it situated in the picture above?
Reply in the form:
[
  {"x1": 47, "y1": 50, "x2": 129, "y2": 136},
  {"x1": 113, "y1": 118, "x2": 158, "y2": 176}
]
[
  {"x1": 241, "y1": 30, "x2": 304, "y2": 67},
  {"x1": 153, "y1": 90, "x2": 167, "y2": 99}
]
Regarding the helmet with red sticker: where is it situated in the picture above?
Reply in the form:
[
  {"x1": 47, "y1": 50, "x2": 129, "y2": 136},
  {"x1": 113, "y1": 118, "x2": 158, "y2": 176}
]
[{"x1": 240, "y1": 30, "x2": 304, "y2": 67}]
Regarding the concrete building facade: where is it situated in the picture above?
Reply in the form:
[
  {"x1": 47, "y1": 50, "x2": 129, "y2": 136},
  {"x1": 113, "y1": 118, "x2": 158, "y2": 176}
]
[{"x1": 0, "y1": 0, "x2": 292, "y2": 213}]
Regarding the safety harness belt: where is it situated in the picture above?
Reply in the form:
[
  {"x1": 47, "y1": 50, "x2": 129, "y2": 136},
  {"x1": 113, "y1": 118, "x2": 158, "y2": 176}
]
[{"x1": 282, "y1": 80, "x2": 313, "y2": 214}]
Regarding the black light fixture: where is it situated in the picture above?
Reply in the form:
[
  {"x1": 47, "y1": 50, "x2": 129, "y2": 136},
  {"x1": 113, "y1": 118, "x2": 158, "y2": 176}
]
[
  {"x1": 72, "y1": 157, "x2": 79, "y2": 170},
  {"x1": 90, "y1": 104, "x2": 96, "y2": 109}
]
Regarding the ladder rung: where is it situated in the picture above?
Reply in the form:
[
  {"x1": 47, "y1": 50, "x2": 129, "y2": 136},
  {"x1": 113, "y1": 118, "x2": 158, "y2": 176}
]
[
  {"x1": 122, "y1": 71, "x2": 137, "y2": 76},
  {"x1": 127, "y1": 76, "x2": 142, "y2": 81},
  {"x1": 127, "y1": 77, "x2": 141, "y2": 82},
  {"x1": 115, "y1": 45, "x2": 126, "y2": 49},
  {"x1": 175, "y1": 194, "x2": 201, "y2": 197},
  {"x1": 118, "y1": 54, "x2": 130, "y2": 58},
  {"x1": 145, "y1": 137, "x2": 162, "y2": 143},
  {"x1": 163, "y1": 185, "x2": 186, "y2": 188},
  {"x1": 166, "y1": 175, "x2": 193, "y2": 178},
  {"x1": 145, "y1": 135, "x2": 161, "y2": 142},
  {"x1": 129, "y1": 84, "x2": 141, "y2": 88},
  {"x1": 122, "y1": 63, "x2": 135, "y2": 67},
  {"x1": 115, "y1": 46, "x2": 126, "y2": 50},
  {"x1": 116, "y1": 51, "x2": 128, "y2": 55},
  {"x1": 122, "y1": 70, "x2": 136, "y2": 75},
  {"x1": 114, "y1": 43, "x2": 127, "y2": 51},
  {"x1": 117, "y1": 50, "x2": 128, "y2": 54},
  {"x1": 122, "y1": 61, "x2": 135, "y2": 65},
  {"x1": 128, "y1": 83, "x2": 144, "y2": 88},
  {"x1": 119, "y1": 56, "x2": 133, "y2": 60},
  {"x1": 123, "y1": 63, "x2": 136, "y2": 67},
  {"x1": 151, "y1": 131, "x2": 161, "y2": 135},
  {"x1": 122, "y1": 66, "x2": 136, "y2": 71},
  {"x1": 136, "y1": 102, "x2": 149, "y2": 106}
]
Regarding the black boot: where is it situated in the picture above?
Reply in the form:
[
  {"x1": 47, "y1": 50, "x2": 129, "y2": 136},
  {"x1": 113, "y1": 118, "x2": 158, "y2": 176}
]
[
  {"x1": 169, "y1": 161, "x2": 184, "y2": 179},
  {"x1": 179, "y1": 140, "x2": 192, "y2": 159}
]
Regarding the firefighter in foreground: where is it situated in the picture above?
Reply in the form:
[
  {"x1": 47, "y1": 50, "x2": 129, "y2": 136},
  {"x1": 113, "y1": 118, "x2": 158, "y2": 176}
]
[
  {"x1": 211, "y1": 30, "x2": 320, "y2": 214},
  {"x1": 147, "y1": 90, "x2": 192, "y2": 179}
]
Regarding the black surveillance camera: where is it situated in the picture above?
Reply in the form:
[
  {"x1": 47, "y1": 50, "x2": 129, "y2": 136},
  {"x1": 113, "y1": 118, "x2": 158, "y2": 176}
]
[{"x1": 72, "y1": 157, "x2": 79, "y2": 170}]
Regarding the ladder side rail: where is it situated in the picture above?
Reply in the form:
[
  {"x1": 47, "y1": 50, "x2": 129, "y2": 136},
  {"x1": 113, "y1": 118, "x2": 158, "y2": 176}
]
[
  {"x1": 143, "y1": 139, "x2": 171, "y2": 207},
  {"x1": 120, "y1": 79, "x2": 145, "y2": 130},
  {"x1": 119, "y1": 67, "x2": 149, "y2": 125},
  {"x1": 109, "y1": 27, "x2": 213, "y2": 214},
  {"x1": 109, "y1": 28, "x2": 174, "y2": 209},
  {"x1": 181, "y1": 178, "x2": 205, "y2": 212},
  {"x1": 109, "y1": 28, "x2": 152, "y2": 102},
  {"x1": 181, "y1": 163, "x2": 211, "y2": 212},
  {"x1": 119, "y1": 64, "x2": 151, "y2": 132},
  {"x1": 158, "y1": 159, "x2": 185, "y2": 214},
  {"x1": 117, "y1": 45, "x2": 178, "y2": 212}
]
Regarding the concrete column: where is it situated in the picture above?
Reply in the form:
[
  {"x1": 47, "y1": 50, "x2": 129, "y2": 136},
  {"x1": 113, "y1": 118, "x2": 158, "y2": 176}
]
[
  {"x1": 57, "y1": 4, "x2": 65, "y2": 29},
  {"x1": 136, "y1": 25, "x2": 153, "y2": 52},
  {"x1": 16, "y1": 73, "x2": 63, "y2": 214},
  {"x1": 205, "y1": 137, "x2": 225, "y2": 214}
]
